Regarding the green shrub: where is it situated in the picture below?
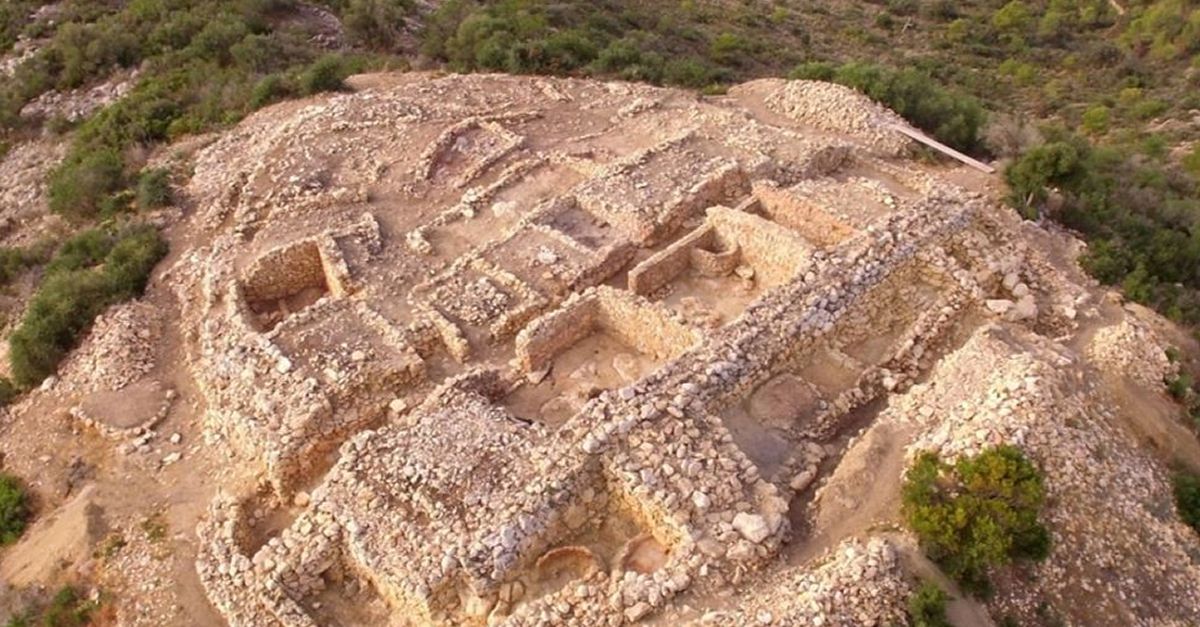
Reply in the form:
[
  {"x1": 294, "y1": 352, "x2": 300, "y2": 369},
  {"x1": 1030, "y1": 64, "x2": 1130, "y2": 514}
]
[
  {"x1": 7, "y1": 586, "x2": 100, "y2": 627},
  {"x1": 1008, "y1": 131, "x2": 1200, "y2": 325},
  {"x1": 710, "y1": 32, "x2": 751, "y2": 65},
  {"x1": 789, "y1": 61, "x2": 835, "y2": 81},
  {"x1": 591, "y1": 38, "x2": 665, "y2": 83},
  {"x1": 0, "y1": 378, "x2": 18, "y2": 406},
  {"x1": 1183, "y1": 145, "x2": 1200, "y2": 176},
  {"x1": 299, "y1": 55, "x2": 348, "y2": 94},
  {"x1": 1175, "y1": 471, "x2": 1200, "y2": 534},
  {"x1": 1081, "y1": 104, "x2": 1111, "y2": 134},
  {"x1": 45, "y1": 228, "x2": 117, "y2": 276},
  {"x1": 908, "y1": 581, "x2": 952, "y2": 627},
  {"x1": 1004, "y1": 140, "x2": 1086, "y2": 214},
  {"x1": 103, "y1": 226, "x2": 169, "y2": 295},
  {"x1": 342, "y1": 0, "x2": 416, "y2": 50},
  {"x1": 0, "y1": 472, "x2": 29, "y2": 545},
  {"x1": 1167, "y1": 373, "x2": 1195, "y2": 400},
  {"x1": 1131, "y1": 98, "x2": 1169, "y2": 120},
  {"x1": 47, "y1": 148, "x2": 125, "y2": 220},
  {"x1": 0, "y1": 246, "x2": 38, "y2": 285},
  {"x1": 8, "y1": 225, "x2": 167, "y2": 389},
  {"x1": 249, "y1": 73, "x2": 292, "y2": 109},
  {"x1": 136, "y1": 168, "x2": 172, "y2": 209},
  {"x1": 42, "y1": 586, "x2": 97, "y2": 627},
  {"x1": 992, "y1": 1, "x2": 1032, "y2": 43},
  {"x1": 902, "y1": 445, "x2": 1050, "y2": 595},
  {"x1": 663, "y1": 57, "x2": 721, "y2": 88}
]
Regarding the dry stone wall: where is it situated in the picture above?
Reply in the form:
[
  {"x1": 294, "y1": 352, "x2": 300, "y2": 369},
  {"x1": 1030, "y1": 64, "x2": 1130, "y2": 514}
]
[{"x1": 169, "y1": 73, "x2": 1193, "y2": 627}]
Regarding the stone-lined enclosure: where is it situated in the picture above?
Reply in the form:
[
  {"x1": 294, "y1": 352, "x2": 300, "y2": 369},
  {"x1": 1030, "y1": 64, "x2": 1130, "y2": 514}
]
[{"x1": 175, "y1": 73, "x2": 1097, "y2": 626}]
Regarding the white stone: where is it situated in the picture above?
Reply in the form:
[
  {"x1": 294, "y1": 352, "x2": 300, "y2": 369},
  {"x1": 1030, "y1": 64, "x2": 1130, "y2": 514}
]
[
  {"x1": 985, "y1": 299, "x2": 1014, "y2": 315},
  {"x1": 732, "y1": 512, "x2": 771, "y2": 543}
]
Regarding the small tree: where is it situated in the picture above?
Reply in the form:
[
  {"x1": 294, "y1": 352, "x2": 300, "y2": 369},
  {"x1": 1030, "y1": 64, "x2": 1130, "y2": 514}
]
[
  {"x1": 299, "y1": 55, "x2": 347, "y2": 95},
  {"x1": 47, "y1": 148, "x2": 125, "y2": 220},
  {"x1": 136, "y1": 168, "x2": 172, "y2": 210},
  {"x1": 1175, "y1": 471, "x2": 1200, "y2": 534},
  {"x1": 1081, "y1": 104, "x2": 1111, "y2": 135},
  {"x1": 908, "y1": 581, "x2": 952, "y2": 627},
  {"x1": 1004, "y1": 140, "x2": 1085, "y2": 217},
  {"x1": 902, "y1": 445, "x2": 1051, "y2": 595},
  {"x1": 0, "y1": 472, "x2": 29, "y2": 545}
]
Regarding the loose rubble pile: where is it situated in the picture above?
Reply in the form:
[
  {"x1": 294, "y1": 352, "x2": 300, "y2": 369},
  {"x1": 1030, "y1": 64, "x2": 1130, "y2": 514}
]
[
  {"x1": 0, "y1": 136, "x2": 66, "y2": 247},
  {"x1": 19, "y1": 71, "x2": 138, "y2": 123},
  {"x1": 739, "y1": 79, "x2": 913, "y2": 156},
  {"x1": 704, "y1": 538, "x2": 911, "y2": 626},
  {"x1": 896, "y1": 324, "x2": 1200, "y2": 624},
  {"x1": 55, "y1": 300, "x2": 162, "y2": 395},
  {"x1": 1086, "y1": 313, "x2": 1177, "y2": 389},
  {"x1": 148, "y1": 72, "x2": 1200, "y2": 626}
]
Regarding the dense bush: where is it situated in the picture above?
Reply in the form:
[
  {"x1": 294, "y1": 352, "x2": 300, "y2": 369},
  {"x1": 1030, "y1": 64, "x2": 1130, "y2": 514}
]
[
  {"x1": 1006, "y1": 129, "x2": 1200, "y2": 325},
  {"x1": 47, "y1": 148, "x2": 125, "y2": 220},
  {"x1": 1176, "y1": 471, "x2": 1200, "y2": 534},
  {"x1": 2, "y1": 1, "x2": 397, "y2": 220},
  {"x1": 136, "y1": 168, "x2": 172, "y2": 209},
  {"x1": 0, "y1": 378, "x2": 18, "y2": 406},
  {"x1": 340, "y1": 0, "x2": 417, "y2": 49},
  {"x1": 8, "y1": 225, "x2": 167, "y2": 388},
  {"x1": 1004, "y1": 140, "x2": 1086, "y2": 213},
  {"x1": 0, "y1": 244, "x2": 48, "y2": 286},
  {"x1": 907, "y1": 581, "x2": 952, "y2": 627},
  {"x1": 299, "y1": 55, "x2": 350, "y2": 94},
  {"x1": 788, "y1": 61, "x2": 987, "y2": 152},
  {"x1": 0, "y1": 2, "x2": 40, "y2": 54},
  {"x1": 0, "y1": 472, "x2": 29, "y2": 545},
  {"x1": 902, "y1": 445, "x2": 1050, "y2": 595},
  {"x1": 1122, "y1": 0, "x2": 1200, "y2": 60},
  {"x1": 420, "y1": 0, "x2": 801, "y2": 89}
]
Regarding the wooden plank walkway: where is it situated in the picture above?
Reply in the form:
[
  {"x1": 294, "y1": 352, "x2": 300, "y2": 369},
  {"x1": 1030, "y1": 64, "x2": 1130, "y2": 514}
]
[{"x1": 888, "y1": 124, "x2": 996, "y2": 174}]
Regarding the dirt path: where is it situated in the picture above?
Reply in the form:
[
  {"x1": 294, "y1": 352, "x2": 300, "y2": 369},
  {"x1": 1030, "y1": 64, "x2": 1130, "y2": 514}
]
[
  {"x1": 1066, "y1": 296, "x2": 1200, "y2": 472},
  {"x1": 787, "y1": 417, "x2": 914, "y2": 566},
  {"x1": 888, "y1": 532, "x2": 996, "y2": 627}
]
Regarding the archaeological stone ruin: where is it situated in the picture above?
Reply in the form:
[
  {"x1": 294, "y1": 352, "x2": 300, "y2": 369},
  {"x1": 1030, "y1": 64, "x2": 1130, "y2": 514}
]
[{"x1": 153, "y1": 73, "x2": 1200, "y2": 626}]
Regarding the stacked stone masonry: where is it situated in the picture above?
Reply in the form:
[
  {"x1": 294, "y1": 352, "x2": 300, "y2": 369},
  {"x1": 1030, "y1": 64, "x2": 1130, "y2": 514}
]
[{"x1": 172, "y1": 74, "x2": 1184, "y2": 626}]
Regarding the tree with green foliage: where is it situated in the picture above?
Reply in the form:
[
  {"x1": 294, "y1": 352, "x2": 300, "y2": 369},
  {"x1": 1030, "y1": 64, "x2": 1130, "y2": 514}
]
[
  {"x1": 1004, "y1": 140, "x2": 1086, "y2": 215},
  {"x1": 8, "y1": 224, "x2": 168, "y2": 388},
  {"x1": 902, "y1": 445, "x2": 1051, "y2": 595},
  {"x1": 908, "y1": 581, "x2": 953, "y2": 627},
  {"x1": 1007, "y1": 128, "x2": 1200, "y2": 325},
  {"x1": 1175, "y1": 471, "x2": 1200, "y2": 534},
  {"x1": 0, "y1": 472, "x2": 29, "y2": 545},
  {"x1": 300, "y1": 55, "x2": 349, "y2": 95}
]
